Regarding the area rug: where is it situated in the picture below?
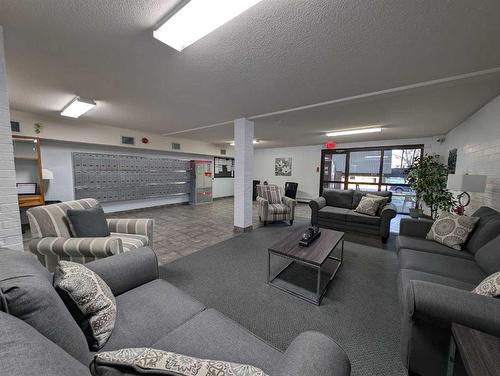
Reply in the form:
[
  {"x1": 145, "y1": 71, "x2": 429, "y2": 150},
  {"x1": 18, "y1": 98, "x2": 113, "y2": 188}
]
[{"x1": 160, "y1": 220, "x2": 405, "y2": 376}]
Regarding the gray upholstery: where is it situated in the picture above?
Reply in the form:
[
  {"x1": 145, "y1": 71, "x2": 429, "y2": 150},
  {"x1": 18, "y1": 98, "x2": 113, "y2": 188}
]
[
  {"x1": 398, "y1": 249, "x2": 486, "y2": 285},
  {"x1": 0, "y1": 248, "x2": 91, "y2": 365},
  {"x1": 474, "y1": 234, "x2": 500, "y2": 275},
  {"x1": 102, "y1": 279, "x2": 205, "y2": 351},
  {"x1": 0, "y1": 311, "x2": 92, "y2": 376},
  {"x1": 151, "y1": 308, "x2": 282, "y2": 374},
  {"x1": 396, "y1": 206, "x2": 500, "y2": 376},
  {"x1": 396, "y1": 235, "x2": 474, "y2": 260},
  {"x1": 273, "y1": 331, "x2": 351, "y2": 376},
  {"x1": 311, "y1": 189, "x2": 396, "y2": 241}
]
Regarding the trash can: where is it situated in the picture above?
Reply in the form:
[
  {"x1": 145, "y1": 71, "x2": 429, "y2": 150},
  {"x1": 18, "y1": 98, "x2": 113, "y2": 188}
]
[{"x1": 284, "y1": 182, "x2": 298, "y2": 199}]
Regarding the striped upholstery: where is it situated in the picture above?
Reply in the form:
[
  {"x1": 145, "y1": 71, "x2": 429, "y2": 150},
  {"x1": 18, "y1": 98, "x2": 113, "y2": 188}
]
[
  {"x1": 256, "y1": 185, "x2": 297, "y2": 223},
  {"x1": 26, "y1": 199, "x2": 154, "y2": 271}
]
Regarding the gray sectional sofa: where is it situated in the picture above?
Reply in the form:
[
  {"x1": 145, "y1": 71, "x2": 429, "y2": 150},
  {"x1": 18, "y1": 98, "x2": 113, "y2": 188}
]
[
  {"x1": 310, "y1": 189, "x2": 397, "y2": 242},
  {"x1": 0, "y1": 247, "x2": 351, "y2": 376},
  {"x1": 396, "y1": 207, "x2": 500, "y2": 376}
]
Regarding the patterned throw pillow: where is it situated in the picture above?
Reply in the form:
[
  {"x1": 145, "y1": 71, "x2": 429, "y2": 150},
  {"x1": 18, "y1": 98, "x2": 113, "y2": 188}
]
[
  {"x1": 472, "y1": 271, "x2": 500, "y2": 297},
  {"x1": 367, "y1": 194, "x2": 389, "y2": 213},
  {"x1": 92, "y1": 348, "x2": 269, "y2": 376},
  {"x1": 54, "y1": 261, "x2": 116, "y2": 350},
  {"x1": 426, "y1": 213, "x2": 479, "y2": 250},
  {"x1": 354, "y1": 196, "x2": 386, "y2": 216}
]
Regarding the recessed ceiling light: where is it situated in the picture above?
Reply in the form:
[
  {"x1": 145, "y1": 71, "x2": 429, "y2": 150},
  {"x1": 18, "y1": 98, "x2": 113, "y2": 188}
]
[
  {"x1": 61, "y1": 97, "x2": 96, "y2": 118},
  {"x1": 229, "y1": 139, "x2": 260, "y2": 146},
  {"x1": 326, "y1": 127, "x2": 382, "y2": 137},
  {"x1": 153, "y1": 0, "x2": 263, "y2": 52}
]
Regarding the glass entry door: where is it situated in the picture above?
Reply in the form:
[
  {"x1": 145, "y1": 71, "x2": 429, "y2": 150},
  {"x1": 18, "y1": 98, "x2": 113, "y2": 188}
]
[{"x1": 320, "y1": 145, "x2": 423, "y2": 214}]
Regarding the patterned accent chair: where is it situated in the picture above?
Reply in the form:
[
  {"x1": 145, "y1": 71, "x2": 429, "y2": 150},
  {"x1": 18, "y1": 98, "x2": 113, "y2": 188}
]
[
  {"x1": 26, "y1": 198, "x2": 154, "y2": 272},
  {"x1": 256, "y1": 184, "x2": 297, "y2": 226}
]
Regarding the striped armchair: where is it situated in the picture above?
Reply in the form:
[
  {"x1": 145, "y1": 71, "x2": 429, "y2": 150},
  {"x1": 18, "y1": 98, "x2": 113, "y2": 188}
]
[
  {"x1": 256, "y1": 184, "x2": 296, "y2": 226},
  {"x1": 26, "y1": 198, "x2": 154, "y2": 272}
]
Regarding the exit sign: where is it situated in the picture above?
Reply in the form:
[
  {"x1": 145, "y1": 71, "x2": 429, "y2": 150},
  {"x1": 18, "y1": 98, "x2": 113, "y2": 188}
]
[{"x1": 325, "y1": 141, "x2": 336, "y2": 149}]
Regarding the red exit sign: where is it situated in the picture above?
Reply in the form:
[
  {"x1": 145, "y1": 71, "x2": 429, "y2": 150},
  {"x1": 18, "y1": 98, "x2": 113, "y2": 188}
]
[{"x1": 325, "y1": 141, "x2": 336, "y2": 149}]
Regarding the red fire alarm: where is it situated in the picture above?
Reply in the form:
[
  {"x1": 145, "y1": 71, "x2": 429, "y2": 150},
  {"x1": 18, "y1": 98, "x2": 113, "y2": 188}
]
[
  {"x1": 142, "y1": 137, "x2": 149, "y2": 144},
  {"x1": 325, "y1": 141, "x2": 336, "y2": 149}
]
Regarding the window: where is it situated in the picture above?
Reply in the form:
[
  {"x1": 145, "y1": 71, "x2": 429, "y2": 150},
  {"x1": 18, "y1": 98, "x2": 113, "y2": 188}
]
[{"x1": 320, "y1": 145, "x2": 424, "y2": 214}]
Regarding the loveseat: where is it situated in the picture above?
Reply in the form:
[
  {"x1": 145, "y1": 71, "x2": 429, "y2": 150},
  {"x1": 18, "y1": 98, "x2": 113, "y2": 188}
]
[
  {"x1": 396, "y1": 207, "x2": 500, "y2": 376},
  {"x1": 0, "y1": 247, "x2": 351, "y2": 376},
  {"x1": 309, "y1": 189, "x2": 397, "y2": 242}
]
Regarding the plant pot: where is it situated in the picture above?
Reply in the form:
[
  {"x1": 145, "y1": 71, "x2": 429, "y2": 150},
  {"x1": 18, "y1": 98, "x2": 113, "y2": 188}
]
[{"x1": 409, "y1": 208, "x2": 423, "y2": 218}]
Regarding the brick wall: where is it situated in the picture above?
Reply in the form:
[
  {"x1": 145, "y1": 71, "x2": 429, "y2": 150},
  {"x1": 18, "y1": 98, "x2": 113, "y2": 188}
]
[
  {"x1": 0, "y1": 27, "x2": 23, "y2": 250},
  {"x1": 441, "y1": 94, "x2": 500, "y2": 214}
]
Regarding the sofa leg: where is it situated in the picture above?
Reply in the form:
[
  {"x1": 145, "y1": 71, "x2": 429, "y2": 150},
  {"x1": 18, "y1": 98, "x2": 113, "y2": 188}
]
[
  {"x1": 381, "y1": 236, "x2": 388, "y2": 244},
  {"x1": 263, "y1": 221, "x2": 267, "y2": 226},
  {"x1": 259, "y1": 216, "x2": 261, "y2": 222},
  {"x1": 290, "y1": 220, "x2": 294, "y2": 226}
]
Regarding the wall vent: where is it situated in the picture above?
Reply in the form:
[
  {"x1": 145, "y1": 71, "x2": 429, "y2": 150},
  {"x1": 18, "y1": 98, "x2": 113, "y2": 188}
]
[
  {"x1": 121, "y1": 136, "x2": 135, "y2": 145},
  {"x1": 172, "y1": 142, "x2": 181, "y2": 150},
  {"x1": 10, "y1": 121, "x2": 20, "y2": 132},
  {"x1": 220, "y1": 149, "x2": 227, "y2": 155}
]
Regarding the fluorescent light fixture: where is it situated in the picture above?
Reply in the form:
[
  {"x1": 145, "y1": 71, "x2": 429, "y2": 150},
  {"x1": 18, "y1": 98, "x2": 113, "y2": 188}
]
[
  {"x1": 153, "y1": 0, "x2": 263, "y2": 51},
  {"x1": 326, "y1": 127, "x2": 382, "y2": 137},
  {"x1": 229, "y1": 139, "x2": 259, "y2": 146},
  {"x1": 61, "y1": 97, "x2": 96, "y2": 118}
]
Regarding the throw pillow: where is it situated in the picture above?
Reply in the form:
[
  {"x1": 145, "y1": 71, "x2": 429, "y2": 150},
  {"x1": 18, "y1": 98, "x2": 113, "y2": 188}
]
[
  {"x1": 92, "y1": 348, "x2": 269, "y2": 376},
  {"x1": 67, "y1": 206, "x2": 110, "y2": 237},
  {"x1": 355, "y1": 196, "x2": 386, "y2": 216},
  {"x1": 426, "y1": 212, "x2": 479, "y2": 250},
  {"x1": 472, "y1": 271, "x2": 500, "y2": 297},
  {"x1": 54, "y1": 261, "x2": 116, "y2": 350},
  {"x1": 367, "y1": 193, "x2": 390, "y2": 213}
]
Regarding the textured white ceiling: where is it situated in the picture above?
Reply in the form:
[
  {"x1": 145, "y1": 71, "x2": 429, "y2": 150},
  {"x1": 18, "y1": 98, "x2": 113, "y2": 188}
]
[{"x1": 1, "y1": 0, "x2": 500, "y2": 145}]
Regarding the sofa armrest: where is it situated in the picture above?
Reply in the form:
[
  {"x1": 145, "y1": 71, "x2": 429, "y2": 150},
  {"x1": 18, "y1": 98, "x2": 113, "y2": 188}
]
[
  {"x1": 379, "y1": 203, "x2": 397, "y2": 239},
  {"x1": 399, "y1": 218, "x2": 434, "y2": 238},
  {"x1": 282, "y1": 195, "x2": 297, "y2": 208},
  {"x1": 85, "y1": 247, "x2": 159, "y2": 296},
  {"x1": 309, "y1": 197, "x2": 326, "y2": 226},
  {"x1": 272, "y1": 331, "x2": 351, "y2": 376},
  {"x1": 256, "y1": 196, "x2": 269, "y2": 219},
  {"x1": 29, "y1": 237, "x2": 122, "y2": 258},
  {"x1": 106, "y1": 218, "x2": 154, "y2": 247},
  {"x1": 406, "y1": 280, "x2": 500, "y2": 337}
]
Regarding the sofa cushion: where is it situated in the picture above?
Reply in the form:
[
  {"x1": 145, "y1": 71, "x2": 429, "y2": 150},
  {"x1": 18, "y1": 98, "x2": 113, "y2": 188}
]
[
  {"x1": 474, "y1": 235, "x2": 500, "y2": 275},
  {"x1": 345, "y1": 210, "x2": 381, "y2": 226},
  {"x1": 54, "y1": 261, "x2": 116, "y2": 350},
  {"x1": 398, "y1": 249, "x2": 486, "y2": 285},
  {"x1": 396, "y1": 235, "x2": 474, "y2": 260},
  {"x1": 0, "y1": 249, "x2": 91, "y2": 365},
  {"x1": 472, "y1": 272, "x2": 500, "y2": 297},
  {"x1": 0, "y1": 311, "x2": 92, "y2": 376},
  {"x1": 67, "y1": 206, "x2": 110, "y2": 237},
  {"x1": 465, "y1": 207, "x2": 500, "y2": 254},
  {"x1": 426, "y1": 213, "x2": 479, "y2": 250},
  {"x1": 150, "y1": 309, "x2": 282, "y2": 374},
  {"x1": 318, "y1": 206, "x2": 350, "y2": 221},
  {"x1": 101, "y1": 279, "x2": 205, "y2": 351},
  {"x1": 268, "y1": 203, "x2": 290, "y2": 214},
  {"x1": 322, "y1": 189, "x2": 354, "y2": 209},
  {"x1": 92, "y1": 348, "x2": 269, "y2": 376}
]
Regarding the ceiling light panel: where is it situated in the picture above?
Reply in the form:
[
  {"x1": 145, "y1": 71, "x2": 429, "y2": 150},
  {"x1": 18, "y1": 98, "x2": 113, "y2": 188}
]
[
  {"x1": 61, "y1": 97, "x2": 96, "y2": 118},
  {"x1": 326, "y1": 127, "x2": 382, "y2": 137},
  {"x1": 153, "y1": 0, "x2": 263, "y2": 51}
]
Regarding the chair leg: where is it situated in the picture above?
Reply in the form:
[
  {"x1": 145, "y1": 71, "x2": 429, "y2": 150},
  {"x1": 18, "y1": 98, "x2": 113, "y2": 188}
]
[
  {"x1": 381, "y1": 236, "x2": 388, "y2": 244},
  {"x1": 263, "y1": 221, "x2": 267, "y2": 226},
  {"x1": 259, "y1": 216, "x2": 261, "y2": 222},
  {"x1": 290, "y1": 220, "x2": 294, "y2": 226}
]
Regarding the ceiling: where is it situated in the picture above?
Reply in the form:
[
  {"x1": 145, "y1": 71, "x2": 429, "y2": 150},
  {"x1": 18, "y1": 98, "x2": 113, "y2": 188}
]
[{"x1": 1, "y1": 0, "x2": 500, "y2": 147}]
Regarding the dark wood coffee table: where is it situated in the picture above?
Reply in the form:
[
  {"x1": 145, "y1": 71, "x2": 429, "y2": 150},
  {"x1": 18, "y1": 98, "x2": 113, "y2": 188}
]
[{"x1": 267, "y1": 227, "x2": 344, "y2": 305}]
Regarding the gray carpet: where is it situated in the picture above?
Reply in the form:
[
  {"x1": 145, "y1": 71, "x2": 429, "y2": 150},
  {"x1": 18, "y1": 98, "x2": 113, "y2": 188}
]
[{"x1": 160, "y1": 220, "x2": 405, "y2": 376}]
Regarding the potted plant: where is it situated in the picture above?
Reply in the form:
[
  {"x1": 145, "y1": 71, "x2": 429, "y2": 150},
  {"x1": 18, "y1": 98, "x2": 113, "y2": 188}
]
[{"x1": 406, "y1": 154, "x2": 456, "y2": 219}]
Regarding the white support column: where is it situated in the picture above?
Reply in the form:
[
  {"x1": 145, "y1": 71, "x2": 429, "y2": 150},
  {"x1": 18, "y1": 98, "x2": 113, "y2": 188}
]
[
  {"x1": 0, "y1": 26, "x2": 23, "y2": 251},
  {"x1": 233, "y1": 118, "x2": 254, "y2": 232}
]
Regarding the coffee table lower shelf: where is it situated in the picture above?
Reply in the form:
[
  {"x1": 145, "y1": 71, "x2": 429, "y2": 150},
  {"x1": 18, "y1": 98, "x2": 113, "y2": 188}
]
[{"x1": 267, "y1": 240, "x2": 343, "y2": 305}]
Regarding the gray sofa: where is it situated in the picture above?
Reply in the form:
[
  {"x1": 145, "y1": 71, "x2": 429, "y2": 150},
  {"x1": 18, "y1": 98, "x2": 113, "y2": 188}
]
[
  {"x1": 0, "y1": 247, "x2": 351, "y2": 376},
  {"x1": 396, "y1": 207, "x2": 500, "y2": 376},
  {"x1": 309, "y1": 189, "x2": 397, "y2": 242}
]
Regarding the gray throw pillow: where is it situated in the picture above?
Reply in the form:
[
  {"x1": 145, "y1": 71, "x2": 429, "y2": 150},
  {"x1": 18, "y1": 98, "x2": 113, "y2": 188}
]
[
  {"x1": 355, "y1": 196, "x2": 386, "y2": 216},
  {"x1": 367, "y1": 193, "x2": 389, "y2": 213},
  {"x1": 54, "y1": 261, "x2": 116, "y2": 350},
  {"x1": 472, "y1": 271, "x2": 500, "y2": 297},
  {"x1": 67, "y1": 206, "x2": 110, "y2": 237},
  {"x1": 92, "y1": 348, "x2": 269, "y2": 376},
  {"x1": 426, "y1": 213, "x2": 479, "y2": 250}
]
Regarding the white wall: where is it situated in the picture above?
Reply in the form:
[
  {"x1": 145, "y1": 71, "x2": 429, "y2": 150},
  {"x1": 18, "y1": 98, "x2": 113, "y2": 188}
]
[
  {"x1": 254, "y1": 137, "x2": 439, "y2": 201},
  {"x1": 0, "y1": 27, "x2": 23, "y2": 250},
  {"x1": 439, "y1": 94, "x2": 500, "y2": 213}
]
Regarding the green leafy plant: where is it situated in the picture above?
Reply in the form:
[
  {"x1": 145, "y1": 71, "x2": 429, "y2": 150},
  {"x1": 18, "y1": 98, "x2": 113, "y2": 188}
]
[{"x1": 406, "y1": 154, "x2": 456, "y2": 219}]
